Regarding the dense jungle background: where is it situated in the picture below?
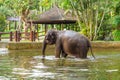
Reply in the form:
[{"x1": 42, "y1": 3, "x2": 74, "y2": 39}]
[{"x1": 0, "y1": 0, "x2": 120, "y2": 41}]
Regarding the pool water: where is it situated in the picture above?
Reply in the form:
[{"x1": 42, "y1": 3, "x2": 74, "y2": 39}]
[{"x1": 0, "y1": 48, "x2": 120, "y2": 80}]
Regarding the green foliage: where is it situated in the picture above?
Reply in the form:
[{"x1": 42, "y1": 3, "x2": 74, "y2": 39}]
[
  {"x1": 113, "y1": 15, "x2": 120, "y2": 28},
  {"x1": 0, "y1": 14, "x2": 6, "y2": 31},
  {"x1": 112, "y1": 30, "x2": 120, "y2": 41},
  {"x1": 4, "y1": 0, "x2": 40, "y2": 16},
  {"x1": 0, "y1": 0, "x2": 120, "y2": 41},
  {"x1": 68, "y1": 0, "x2": 120, "y2": 40},
  {"x1": 115, "y1": 1, "x2": 120, "y2": 15},
  {"x1": 80, "y1": 28, "x2": 89, "y2": 36},
  {"x1": 0, "y1": 3, "x2": 14, "y2": 32},
  {"x1": 96, "y1": 13, "x2": 113, "y2": 40}
]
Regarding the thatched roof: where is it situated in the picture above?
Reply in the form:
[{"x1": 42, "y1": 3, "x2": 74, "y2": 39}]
[
  {"x1": 27, "y1": 6, "x2": 76, "y2": 24},
  {"x1": 38, "y1": 6, "x2": 75, "y2": 20}
]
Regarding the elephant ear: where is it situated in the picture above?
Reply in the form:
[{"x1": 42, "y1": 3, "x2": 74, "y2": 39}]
[
  {"x1": 51, "y1": 30, "x2": 57, "y2": 43},
  {"x1": 45, "y1": 29, "x2": 58, "y2": 44}
]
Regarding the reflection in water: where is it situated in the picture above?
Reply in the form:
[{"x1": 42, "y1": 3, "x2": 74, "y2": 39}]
[
  {"x1": 0, "y1": 49, "x2": 120, "y2": 80},
  {"x1": 106, "y1": 69, "x2": 118, "y2": 72},
  {"x1": 0, "y1": 48, "x2": 8, "y2": 55}
]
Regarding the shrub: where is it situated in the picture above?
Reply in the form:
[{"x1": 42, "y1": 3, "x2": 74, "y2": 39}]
[{"x1": 112, "y1": 30, "x2": 120, "y2": 41}]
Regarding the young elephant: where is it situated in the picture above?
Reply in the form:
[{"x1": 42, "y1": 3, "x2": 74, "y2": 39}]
[{"x1": 42, "y1": 29, "x2": 95, "y2": 59}]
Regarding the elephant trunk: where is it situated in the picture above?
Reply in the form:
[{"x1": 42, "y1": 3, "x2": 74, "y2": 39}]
[{"x1": 42, "y1": 40, "x2": 47, "y2": 58}]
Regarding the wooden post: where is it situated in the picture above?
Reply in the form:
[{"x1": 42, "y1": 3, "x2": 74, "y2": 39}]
[
  {"x1": 37, "y1": 24, "x2": 39, "y2": 33},
  {"x1": 10, "y1": 31, "x2": 13, "y2": 41},
  {"x1": 15, "y1": 30, "x2": 18, "y2": 42},
  {"x1": 45, "y1": 24, "x2": 47, "y2": 34},
  {"x1": 33, "y1": 31, "x2": 35, "y2": 41},
  {"x1": 17, "y1": 31, "x2": 21, "y2": 42},
  {"x1": 30, "y1": 31, "x2": 33, "y2": 41},
  {"x1": 35, "y1": 32, "x2": 38, "y2": 40}
]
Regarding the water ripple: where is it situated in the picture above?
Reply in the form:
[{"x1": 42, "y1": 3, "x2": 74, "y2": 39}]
[{"x1": 0, "y1": 48, "x2": 8, "y2": 55}]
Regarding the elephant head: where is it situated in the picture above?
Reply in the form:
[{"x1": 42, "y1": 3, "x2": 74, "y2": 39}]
[{"x1": 42, "y1": 29, "x2": 58, "y2": 57}]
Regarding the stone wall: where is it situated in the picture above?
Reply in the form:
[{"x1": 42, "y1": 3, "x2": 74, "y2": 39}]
[
  {"x1": 7, "y1": 41, "x2": 120, "y2": 50},
  {"x1": 91, "y1": 41, "x2": 120, "y2": 49}
]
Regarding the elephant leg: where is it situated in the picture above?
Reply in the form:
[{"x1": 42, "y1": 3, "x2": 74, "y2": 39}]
[
  {"x1": 61, "y1": 50, "x2": 68, "y2": 58},
  {"x1": 79, "y1": 47, "x2": 88, "y2": 58},
  {"x1": 75, "y1": 47, "x2": 88, "y2": 58},
  {"x1": 55, "y1": 40, "x2": 62, "y2": 58},
  {"x1": 55, "y1": 48, "x2": 61, "y2": 58},
  {"x1": 74, "y1": 47, "x2": 82, "y2": 58},
  {"x1": 83, "y1": 48, "x2": 89, "y2": 58}
]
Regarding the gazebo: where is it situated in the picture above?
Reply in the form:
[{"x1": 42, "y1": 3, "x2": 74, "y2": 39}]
[
  {"x1": 3, "y1": 6, "x2": 77, "y2": 42},
  {"x1": 7, "y1": 17, "x2": 20, "y2": 30},
  {"x1": 27, "y1": 6, "x2": 77, "y2": 33}
]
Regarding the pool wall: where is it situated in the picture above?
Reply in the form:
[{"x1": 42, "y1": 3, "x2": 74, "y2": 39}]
[{"x1": 6, "y1": 41, "x2": 120, "y2": 50}]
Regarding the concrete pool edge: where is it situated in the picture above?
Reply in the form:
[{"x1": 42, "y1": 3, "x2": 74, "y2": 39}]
[{"x1": 3, "y1": 41, "x2": 120, "y2": 50}]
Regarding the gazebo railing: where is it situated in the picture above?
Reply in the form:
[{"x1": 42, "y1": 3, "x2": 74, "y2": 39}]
[
  {"x1": 0, "y1": 32, "x2": 13, "y2": 41},
  {"x1": 0, "y1": 31, "x2": 45, "y2": 42}
]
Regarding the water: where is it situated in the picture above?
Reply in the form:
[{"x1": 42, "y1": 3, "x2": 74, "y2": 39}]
[{"x1": 0, "y1": 48, "x2": 120, "y2": 80}]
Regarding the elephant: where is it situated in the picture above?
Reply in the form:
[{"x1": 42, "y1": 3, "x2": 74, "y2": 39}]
[{"x1": 42, "y1": 29, "x2": 95, "y2": 59}]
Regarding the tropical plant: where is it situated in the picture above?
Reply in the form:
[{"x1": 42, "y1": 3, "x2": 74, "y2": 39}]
[
  {"x1": 68, "y1": 0, "x2": 111, "y2": 40},
  {"x1": 111, "y1": 1, "x2": 120, "y2": 41},
  {"x1": 0, "y1": 14, "x2": 6, "y2": 31},
  {"x1": 0, "y1": 0, "x2": 120, "y2": 41},
  {"x1": 0, "y1": 3, "x2": 13, "y2": 32},
  {"x1": 112, "y1": 16, "x2": 120, "y2": 41}
]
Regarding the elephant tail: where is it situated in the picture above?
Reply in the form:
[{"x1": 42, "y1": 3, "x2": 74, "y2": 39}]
[
  {"x1": 89, "y1": 42, "x2": 95, "y2": 59},
  {"x1": 90, "y1": 46, "x2": 95, "y2": 59}
]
